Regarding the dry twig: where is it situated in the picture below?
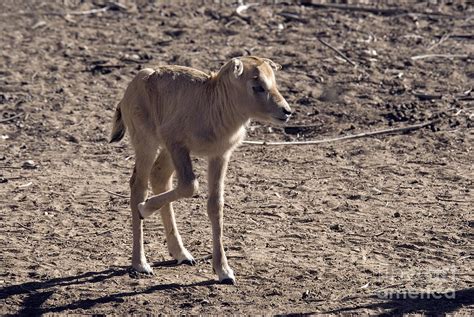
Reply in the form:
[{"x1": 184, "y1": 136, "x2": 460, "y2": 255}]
[
  {"x1": 68, "y1": 2, "x2": 126, "y2": 15},
  {"x1": 0, "y1": 113, "x2": 23, "y2": 123},
  {"x1": 428, "y1": 33, "x2": 450, "y2": 51},
  {"x1": 300, "y1": 2, "x2": 457, "y2": 18},
  {"x1": 97, "y1": 229, "x2": 114, "y2": 235},
  {"x1": 317, "y1": 38, "x2": 357, "y2": 67},
  {"x1": 1, "y1": 2, "x2": 127, "y2": 17},
  {"x1": 243, "y1": 120, "x2": 439, "y2": 146},
  {"x1": 436, "y1": 196, "x2": 472, "y2": 203},
  {"x1": 278, "y1": 12, "x2": 308, "y2": 23},
  {"x1": 349, "y1": 231, "x2": 386, "y2": 238},
  {"x1": 413, "y1": 92, "x2": 443, "y2": 100},
  {"x1": 104, "y1": 189, "x2": 128, "y2": 198},
  {"x1": 67, "y1": 7, "x2": 109, "y2": 15},
  {"x1": 301, "y1": 2, "x2": 407, "y2": 15},
  {"x1": 439, "y1": 34, "x2": 474, "y2": 40},
  {"x1": 16, "y1": 222, "x2": 33, "y2": 231},
  {"x1": 411, "y1": 54, "x2": 469, "y2": 60},
  {"x1": 234, "y1": 3, "x2": 258, "y2": 23}
]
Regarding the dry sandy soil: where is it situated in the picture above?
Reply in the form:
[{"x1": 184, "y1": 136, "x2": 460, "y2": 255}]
[{"x1": 1, "y1": 0, "x2": 473, "y2": 315}]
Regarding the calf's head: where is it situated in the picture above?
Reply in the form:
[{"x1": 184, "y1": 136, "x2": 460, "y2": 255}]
[{"x1": 225, "y1": 56, "x2": 292, "y2": 124}]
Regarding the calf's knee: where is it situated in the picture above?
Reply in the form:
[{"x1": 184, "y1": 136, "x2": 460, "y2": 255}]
[
  {"x1": 178, "y1": 179, "x2": 199, "y2": 198},
  {"x1": 207, "y1": 195, "x2": 224, "y2": 214}
]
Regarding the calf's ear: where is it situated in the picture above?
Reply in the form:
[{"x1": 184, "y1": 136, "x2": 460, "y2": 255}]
[
  {"x1": 233, "y1": 58, "x2": 244, "y2": 78},
  {"x1": 263, "y1": 58, "x2": 282, "y2": 71}
]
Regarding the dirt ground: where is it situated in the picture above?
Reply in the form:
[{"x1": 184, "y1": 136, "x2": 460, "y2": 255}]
[{"x1": 1, "y1": 0, "x2": 473, "y2": 315}]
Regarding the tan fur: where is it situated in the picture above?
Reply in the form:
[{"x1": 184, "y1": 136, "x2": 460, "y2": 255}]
[{"x1": 110, "y1": 56, "x2": 291, "y2": 283}]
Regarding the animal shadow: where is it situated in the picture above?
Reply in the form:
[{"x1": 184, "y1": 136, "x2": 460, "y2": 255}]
[{"x1": 1, "y1": 259, "x2": 218, "y2": 315}]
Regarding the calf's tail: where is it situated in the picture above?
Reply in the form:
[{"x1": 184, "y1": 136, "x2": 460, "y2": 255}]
[{"x1": 109, "y1": 105, "x2": 126, "y2": 143}]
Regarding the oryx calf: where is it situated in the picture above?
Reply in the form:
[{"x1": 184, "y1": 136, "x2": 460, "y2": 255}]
[{"x1": 110, "y1": 56, "x2": 291, "y2": 284}]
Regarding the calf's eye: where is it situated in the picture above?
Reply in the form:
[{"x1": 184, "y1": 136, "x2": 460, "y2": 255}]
[{"x1": 252, "y1": 85, "x2": 265, "y2": 93}]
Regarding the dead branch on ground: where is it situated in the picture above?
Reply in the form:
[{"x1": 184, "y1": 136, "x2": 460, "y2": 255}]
[
  {"x1": 0, "y1": 1, "x2": 127, "y2": 17},
  {"x1": 104, "y1": 189, "x2": 128, "y2": 198},
  {"x1": 300, "y1": 2, "x2": 407, "y2": 15},
  {"x1": 300, "y1": 2, "x2": 458, "y2": 18},
  {"x1": 0, "y1": 113, "x2": 23, "y2": 123},
  {"x1": 317, "y1": 38, "x2": 357, "y2": 67},
  {"x1": 243, "y1": 120, "x2": 439, "y2": 146},
  {"x1": 428, "y1": 33, "x2": 450, "y2": 51},
  {"x1": 411, "y1": 54, "x2": 469, "y2": 60}
]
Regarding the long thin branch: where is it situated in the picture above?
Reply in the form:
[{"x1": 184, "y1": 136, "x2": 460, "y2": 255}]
[
  {"x1": 68, "y1": 6, "x2": 110, "y2": 16},
  {"x1": 0, "y1": 113, "x2": 23, "y2": 123},
  {"x1": 317, "y1": 38, "x2": 357, "y2": 67},
  {"x1": 301, "y1": 2, "x2": 457, "y2": 18},
  {"x1": 67, "y1": 2, "x2": 127, "y2": 15},
  {"x1": 411, "y1": 54, "x2": 468, "y2": 60},
  {"x1": 0, "y1": 2, "x2": 126, "y2": 17},
  {"x1": 243, "y1": 120, "x2": 439, "y2": 146},
  {"x1": 447, "y1": 34, "x2": 474, "y2": 39},
  {"x1": 104, "y1": 189, "x2": 128, "y2": 198},
  {"x1": 301, "y1": 2, "x2": 408, "y2": 16},
  {"x1": 427, "y1": 33, "x2": 450, "y2": 51}
]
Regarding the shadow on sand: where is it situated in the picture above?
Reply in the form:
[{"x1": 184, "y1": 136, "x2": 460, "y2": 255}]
[
  {"x1": 325, "y1": 288, "x2": 474, "y2": 315},
  {"x1": 1, "y1": 259, "x2": 218, "y2": 315}
]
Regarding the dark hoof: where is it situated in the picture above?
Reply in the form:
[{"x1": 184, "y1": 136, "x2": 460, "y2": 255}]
[
  {"x1": 128, "y1": 268, "x2": 154, "y2": 278},
  {"x1": 180, "y1": 259, "x2": 197, "y2": 266},
  {"x1": 220, "y1": 278, "x2": 236, "y2": 285}
]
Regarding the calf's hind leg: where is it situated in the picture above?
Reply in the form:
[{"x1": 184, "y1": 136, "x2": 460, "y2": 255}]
[{"x1": 150, "y1": 150, "x2": 195, "y2": 265}]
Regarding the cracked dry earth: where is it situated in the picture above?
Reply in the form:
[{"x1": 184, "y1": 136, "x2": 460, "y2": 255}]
[{"x1": 1, "y1": 1, "x2": 473, "y2": 315}]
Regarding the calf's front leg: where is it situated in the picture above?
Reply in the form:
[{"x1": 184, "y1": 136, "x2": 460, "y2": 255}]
[
  {"x1": 138, "y1": 144, "x2": 198, "y2": 219},
  {"x1": 207, "y1": 153, "x2": 235, "y2": 284}
]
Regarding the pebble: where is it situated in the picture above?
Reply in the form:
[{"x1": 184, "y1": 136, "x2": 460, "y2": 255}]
[
  {"x1": 66, "y1": 134, "x2": 80, "y2": 143},
  {"x1": 302, "y1": 290, "x2": 310, "y2": 299},
  {"x1": 330, "y1": 223, "x2": 344, "y2": 232},
  {"x1": 22, "y1": 160, "x2": 37, "y2": 169}
]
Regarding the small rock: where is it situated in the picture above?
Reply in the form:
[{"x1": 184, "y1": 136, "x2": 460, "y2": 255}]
[
  {"x1": 0, "y1": 177, "x2": 7, "y2": 183},
  {"x1": 330, "y1": 223, "x2": 344, "y2": 232},
  {"x1": 363, "y1": 49, "x2": 378, "y2": 57},
  {"x1": 393, "y1": 211, "x2": 401, "y2": 218},
  {"x1": 180, "y1": 302, "x2": 193, "y2": 309},
  {"x1": 66, "y1": 134, "x2": 80, "y2": 143},
  {"x1": 22, "y1": 160, "x2": 37, "y2": 169},
  {"x1": 267, "y1": 288, "x2": 283, "y2": 296},
  {"x1": 31, "y1": 20, "x2": 47, "y2": 30}
]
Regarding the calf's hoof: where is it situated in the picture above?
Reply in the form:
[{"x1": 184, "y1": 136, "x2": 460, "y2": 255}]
[
  {"x1": 179, "y1": 258, "x2": 197, "y2": 266},
  {"x1": 132, "y1": 262, "x2": 153, "y2": 275},
  {"x1": 219, "y1": 277, "x2": 236, "y2": 285},
  {"x1": 170, "y1": 247, "x2": 196, "y2": 266},
  {"x1": 216, "y1": 268, "x2": 235, "y2": 285}
]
